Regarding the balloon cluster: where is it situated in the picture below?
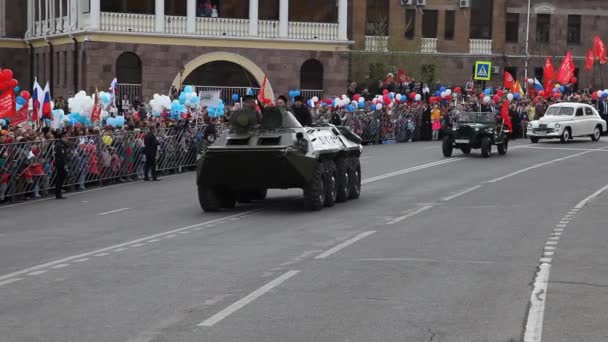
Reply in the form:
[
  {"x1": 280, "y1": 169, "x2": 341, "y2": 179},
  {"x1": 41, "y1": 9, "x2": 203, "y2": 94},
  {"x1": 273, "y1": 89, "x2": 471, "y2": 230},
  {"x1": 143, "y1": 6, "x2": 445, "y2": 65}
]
[
  {"x1": 207, "y1": 98, "x2": 225, "y2": 118},
  {"x1": 98, "y1": 91, "x2": 112, "y2": 110},
  {"x1": 0, "y1": 68, "x2": 18, "y2": 93},
  {"x1": 306, "y1": 96, "x2": 320, "y2": 108},
  {"x1": 178, "y1": 86, "x2": 200, "y2": 109},
  {"x1": 51, "y1": 109, "x2": 66, "y2": 128},
  {"x1": 106, "y1": 116, "x2": 126, "y2": 127},
  {"x1": 288, "y1": 90, "x2": 301, "y2": 102},
  {"x1": 15, "y1": 90, "x2": 31, "y2": 111},
  {"x1": 149, "y1": 94, "x2": 172, "y2": 117},
  {"x1": 170, "y1": 100, "x2": 188, "y2": 120},
  {"x1": 68, "y1": 91, "x2": 94, "y2": 118}
]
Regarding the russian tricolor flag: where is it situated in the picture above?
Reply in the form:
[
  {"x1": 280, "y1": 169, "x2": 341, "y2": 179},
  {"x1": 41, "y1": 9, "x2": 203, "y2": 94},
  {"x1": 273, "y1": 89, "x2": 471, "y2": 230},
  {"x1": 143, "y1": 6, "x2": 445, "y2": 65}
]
[
  {"x1": 533, "y1": 78, "x2": 544, "y2": 92},
  {"x1": 31, "y1": 79, "x2": 44, "y2": 121},
  {"x1": 42, "y1": 82, "x2": 52, "y2": 119}
]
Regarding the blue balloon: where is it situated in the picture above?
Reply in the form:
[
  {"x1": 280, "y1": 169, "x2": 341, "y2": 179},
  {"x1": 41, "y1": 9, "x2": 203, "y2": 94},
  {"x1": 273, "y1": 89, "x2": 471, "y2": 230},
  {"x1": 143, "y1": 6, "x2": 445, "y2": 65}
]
[
  {"x1": 484, "y1": 88, "x2": 492, "y2": 96},
  {"x1": 232, "y1": 93, "x2": 239, "y2": 101},
  {"x1": 16, "y1": 96, "x2": 25, "y2": 105},
  {"x1": 179, "y1": 93, "x2": 187, "y2": 105},
  {"x1": 435, "y1": 91, "x2": 441, "y2": 96},
  {"x1": 16, "y1": 103, "x2": 23, "y2": 111},
  {"x1": 184, "y1": 86, "x2": 194, "y2": 93},
  {"x1": 208, "y1": 107, "x2": 216, "y2": 116},
  {"x1": 388, "y1": 93, "x2": 395, "y2": 99},
  {"x1": 513, "y1": 93, "x2": 521, "y2": 99},
  {"x1": 358, "y1": 102, "x2": 365, "y2": 109},
  {"x1": 13, "y1": 86, "x2": 20, "y2": 93},
  {"x1": 560, "y1": 86, "x2": 566, "y2": 93},
  {"x1": 0, "y1": 119, "x2": 5, "y2": 126},
  {"x1": 439, "y1": 86, "x2": 446, "y2": 92}
]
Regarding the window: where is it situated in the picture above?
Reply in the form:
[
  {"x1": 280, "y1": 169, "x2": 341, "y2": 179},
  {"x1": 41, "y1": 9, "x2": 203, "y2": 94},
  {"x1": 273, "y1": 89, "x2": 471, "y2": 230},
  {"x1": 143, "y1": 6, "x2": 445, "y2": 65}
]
[
  {"x1": 585, "y1": 107, "x2": 594, "y2": 116},
  {"x1": 576, "y1": 108, "x2": 584, "y2": 117},
  {"x1": 469, "y1": 0, "x2": 493, "y2": 39},
  {"x1": 505, "y1": 13, "x2": 519, "y2": 43},
  {"x1": 405, "y1": 9, "x2": 416, "y2": 39},
  {"x1": 536, "y1": 14, "x2": 550, "y2": 43},
  {"x1": 567, "y1": 15, "x2": 581, "y2": 44},
  {"x1": 422, "y1": 10, "x2": 438, "y2": 38},
  {"x1": 444, "y1": 10, "x2": 455, "y2": 40}
]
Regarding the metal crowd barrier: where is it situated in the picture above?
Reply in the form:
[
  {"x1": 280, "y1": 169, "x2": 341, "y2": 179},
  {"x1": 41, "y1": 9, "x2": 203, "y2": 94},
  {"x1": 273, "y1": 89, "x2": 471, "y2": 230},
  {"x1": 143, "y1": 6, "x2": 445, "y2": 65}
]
[{"x1": 0, "y1": 124, "x2": 222, "y2": 202}]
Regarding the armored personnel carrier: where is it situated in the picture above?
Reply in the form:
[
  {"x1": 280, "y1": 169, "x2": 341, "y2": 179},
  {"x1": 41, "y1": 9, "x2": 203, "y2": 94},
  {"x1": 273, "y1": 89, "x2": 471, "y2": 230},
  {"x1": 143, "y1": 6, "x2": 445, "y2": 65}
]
[{"x1": 196, "y1": 106, "x2": 363, "y2": 212}]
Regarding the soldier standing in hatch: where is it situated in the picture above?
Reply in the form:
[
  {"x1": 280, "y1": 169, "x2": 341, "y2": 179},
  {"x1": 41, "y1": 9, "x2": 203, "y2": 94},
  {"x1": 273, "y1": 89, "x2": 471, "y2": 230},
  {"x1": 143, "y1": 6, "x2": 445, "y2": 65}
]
[
  {"x1": 291, "y1": 96, "x2": 313, "y2": 126},
  {"x1": 54, "y1": 131, "x2": 68, "y2": 199}
]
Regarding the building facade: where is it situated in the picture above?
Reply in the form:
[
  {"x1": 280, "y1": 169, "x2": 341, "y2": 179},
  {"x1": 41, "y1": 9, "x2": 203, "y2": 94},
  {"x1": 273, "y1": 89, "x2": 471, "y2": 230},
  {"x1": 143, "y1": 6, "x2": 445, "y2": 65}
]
[{"x1": 2, "y1": 0, "x2": 608, "y2": 102}]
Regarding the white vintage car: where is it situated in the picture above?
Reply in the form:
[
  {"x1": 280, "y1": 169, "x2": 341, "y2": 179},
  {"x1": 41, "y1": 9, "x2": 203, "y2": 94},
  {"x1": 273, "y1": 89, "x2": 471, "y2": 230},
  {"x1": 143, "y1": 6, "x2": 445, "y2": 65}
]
[{"x1": 527, "y1": 103, "x2": 608, "y2": 143}]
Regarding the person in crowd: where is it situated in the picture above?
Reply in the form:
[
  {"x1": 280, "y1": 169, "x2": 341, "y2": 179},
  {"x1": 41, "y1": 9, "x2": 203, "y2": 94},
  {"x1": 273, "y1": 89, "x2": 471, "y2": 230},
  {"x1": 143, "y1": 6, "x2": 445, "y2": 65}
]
[
  {"x1": 54, "y1": 131, "x2": 68, "y2": 199},
  {"x1": 144, "y1": 125, "x2": 160, "y2": 182},
  {"x1": 598, "y1": 95, "x2": 608, "y2": 122},
  {"x1": 276, "y1": 95, "x2": 289, "y2": 110},
  {"x1": 291, "y1": 96, "x2": 313, "y2": 126}
]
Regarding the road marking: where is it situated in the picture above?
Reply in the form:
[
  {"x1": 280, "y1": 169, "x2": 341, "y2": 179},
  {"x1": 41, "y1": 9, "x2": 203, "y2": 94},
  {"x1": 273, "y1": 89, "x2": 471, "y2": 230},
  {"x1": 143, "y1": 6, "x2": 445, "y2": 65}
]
[
  {"x1": 315, "y1": 231, "x2": 376, "y2": 259},
  {"x1": 487, "y1": 150, "x2": 595, "y2": 183},
  {"x1": 441, "y1": 185, "x2": 482, "y2": 201},
  {"x1": 131, "y1": 244, "x2": 145, "y2": 247},
  {"x1": 548, "y1": 237, "x2": 560, "y2": 241},
  {"x1": 148, "y1": 239, "x2": 162, "y2": 242},
  {"x1": 359, "y1": 258, "x2": 500, "y2": 265},
  {"x1": 27, "y1": 270, "x2": 47, "y2": 276},
  {"x1": 362, "y1": 158, "x2": 461, "y2": 185},
  {"x1": 198, "y1": 270, "x2": 300, "y2": 327},
  {"x1": 165, "y1": 235, "x2": 177, "y2": 238},
  {"x1": 94, "y1": 253, "x2": 110, "y2": 257},
  {"x1": 112, "y1": 248, "x2": 128, "y2": 252},
  {"x1": 51, "y1": 264, "x2": 69, "y2": 269},
  {"x1": 524, "y1": 184, "x2": 608, "y2": 342},
  {"x1": 0, "y1": 278, "x2": 23, "y2": 287},
  {"x1": 72, "y1": 258, "x2": 89, "y2": 262},
  {"x1": 178, "y1": 231, "x2": 191, "y2": 234},
  {"x1": 0, "y1": 210, "x2": 258, "y2": 283},
  {"x1": 386, "y1": 205, "x2": 433, "y2": 225},
  {"x1": 574, "y1": 183, "x2": 608, "y2": 209},
  {"x1": 98, "y1": 207, "x2": 130, "y2": 216},
  {"x1": 520, "y1": 146, "x2": 608, "y2": 152}
]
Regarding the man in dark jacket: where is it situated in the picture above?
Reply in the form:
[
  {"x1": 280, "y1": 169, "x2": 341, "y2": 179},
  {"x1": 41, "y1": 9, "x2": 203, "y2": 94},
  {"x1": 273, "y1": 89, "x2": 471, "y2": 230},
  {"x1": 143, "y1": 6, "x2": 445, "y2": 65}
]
[
  {"x1": 291, "y1": 96, "x2": 312, "y2": 126},
  {"x1": 144, "y1": 126, "x2": 160, "y2": 181},
  {"x1": 54, "y1": 131, "x2": 68, "y2": 199}
]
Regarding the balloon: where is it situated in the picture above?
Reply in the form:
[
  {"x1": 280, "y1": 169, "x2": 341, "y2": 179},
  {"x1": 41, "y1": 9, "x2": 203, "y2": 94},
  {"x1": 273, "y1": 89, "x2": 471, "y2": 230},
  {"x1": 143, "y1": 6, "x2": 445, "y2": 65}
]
[
  {"x1": 388, "y1": 92, "x2": 395, "y2": 100},
  {"x1": 484, "y1": 88, "x2": 492, "y2": 96},
  {"x1": 9, "y1": 79, "x2": 18, "y2": 88},
  {"x1": 479, "y1": 93, "x2": 485, "y2": 100},
  {"x1": 538, "y1": 90, "x2": 544, "y2": 97},
  {"x1": 358, "y1": 97, "x2": 365, "y2": 104},
  {"x1": 382, "y1": 89, "x2": 389, "y2": 96},
  {"x1": 2, "y1": 69, "x2": 13, "y2": 80},
  {"x1": 439, "y1": 86, "x2": 446, "y2": 92},
  {"x1": 483, "y1": 96, "x2": 491, "y2": 103},
  {"x1": 179, "y1": 93, "x2": 187, "y2": 105},
  {"x1": 571, "y1": 77, "x2": 577, "y2": 84},
  {"x1": 553, "y1": 92, "x2": 561, "y2": 99},
  {"x1": 102, "y1": 135, "x2": 113, "y2": 146},
  {"x1": 598, "y1": 90, "x2": 604, "y2": 98},
  {"x1": 492, "y1": 95, "x2": 500, "y2": 103},
  {"x1": 13, "y1": 86, "x2": 20, "y2": 93},
  {"x1": 414, "y1": 94, "x2": 421, "y2": 102},
  {"x1": 507, "y1": 93, "x2": 514, "y2": 101},
  {"x1": 513, "y1": 93, "x2": 521, "y2": 100},
  {"x1": 383, "y1": 95, "x2": 390, "y2": 104},
  {"x1": 16, "y1": 96, "x2": 25, "y2": 105},
  {"x1": 375, "y1": 103, "x2": 383, "y2": 110},
  {"x1": 312, "y1": 96, "x2": 319, "y2": 102},
  {"x1": 592, "y1": 92, "x2": 599, "y2": 100},
  {"x1": 0, "y1": 119, "x2": 5, "y2": 126},
  {"x1": 358, "y1": 102, "x2": 365, "y2": 109},
  {"x1": 183, "y1": 85, "x2": 194, "y2": 93},
  {"x1": 454, "y1": 87, "x2": 461, "y2": 93},
  {"x1": 440, "y1": 91, "x2": 447, "y2": 98},
  {"x1": 353, "y1": 94, "x2": 360, "y2": 101},
  {"x1": 445, "y1": 89, "x2": 452, "y2": 96},
  {"x1": 435, "y1": 90, "x2": 441, "y2": 96},
  {"x1": 20, "y1": 90, "x2": 30, "y2": 100}
]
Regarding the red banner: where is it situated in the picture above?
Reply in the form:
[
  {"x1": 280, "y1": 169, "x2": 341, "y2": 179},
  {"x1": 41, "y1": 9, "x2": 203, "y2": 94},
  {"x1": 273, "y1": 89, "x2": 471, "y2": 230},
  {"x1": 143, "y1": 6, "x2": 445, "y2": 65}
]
[
  {"x1": 594, "y1": 35, "x2": 607, "y2": 64},
  {"x1": 503, "y1": 71, "x2": 515, "y2": 91},
  {"x1": 557, "y1": 51, "x2": 576, "y2": 85},
  {"x1": 586, "y1": 49, "x2": 595, "y2": 71},
  {"x1": 0, "y1": 90, "x2": 15, "y2": 119},
  {"x1": 11, "y1": 104, "x2": 28, "y2": 127}
]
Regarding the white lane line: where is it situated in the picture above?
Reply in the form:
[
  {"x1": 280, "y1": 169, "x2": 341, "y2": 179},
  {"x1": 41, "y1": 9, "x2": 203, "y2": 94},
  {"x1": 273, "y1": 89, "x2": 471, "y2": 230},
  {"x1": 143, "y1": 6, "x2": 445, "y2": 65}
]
[
  {"x1": 50, "y1": 264, "x2": 69, "y2": 269},
  {"x1": 487, "y1": 150, "x2": 594, "y2": 183},
  {"x1": 544, "y1": 246, "x2": 555, "y2": 250},
  {"x1": 165, "y1": 235, "x2": 177, "y2": 238},
  {"x1": 362, "y1": 158, "x2": 462, "y2": 184},
  {"x1": 0, "y1": 278, "x2": 23, "y2": 287},
  {"x1": 179, "y1": 231, "x2": 191, "y2": 234},
  {"x1": 97, "y1": 207, "x2": 130, "y2": 216},
  {"x1": 72, "y1": 258, "x2": 89, "y2": 262},
  {"x1": 112, "y1": 248, "x2": 128, "y2": 252},
  {"x1": 0, "y1": 210, "x2": 259, "y2": 283},
  {"x1": 548, "y1": 237, "x2": 560, "y2": 241},
  {"x1": 524, "y1": 263, "x2": 551, "y2": 342},
  {"x1": 520, "y1": 146, "x2": 608, "y2": 152},
  {"x1": 441, "y1": 185, "x2": 482, "y2": 201},
  {"x1": 387, "y1": 205, "x2": 433, "y2": 225},
  {"x1": 546, "y1": 241, "x2": 558, "y2": 246},
  {"x1": 198, "y1": 270, "x2": 300, "y2": 327},
  {"x1": 555, "y1": 224, "x2": 567, "y2": 228},
  {"x1": 314, "y1": 231, "x2": 376, "y2": 259},
  {"x1": 574, "y1": 183, "x2": 608, "y2": 209},
  {"x1": 94, "y1": 253, "x2": 110, "y2": 257},
  {"x1": 539, "y1": 258, "x2": 552, "y2": 263},
  {"x1": 148, "y1": 239, "x2": 162, "y2": 242},
  {"x1": 27, "y1": 270, "x2": 47, "y2": 276},
  {"x1": 360, "y1": 258, "x2": 500, "y2": 265},
  {"x1": 131, "y1": 244, "x2": 145, "y2": 247}
]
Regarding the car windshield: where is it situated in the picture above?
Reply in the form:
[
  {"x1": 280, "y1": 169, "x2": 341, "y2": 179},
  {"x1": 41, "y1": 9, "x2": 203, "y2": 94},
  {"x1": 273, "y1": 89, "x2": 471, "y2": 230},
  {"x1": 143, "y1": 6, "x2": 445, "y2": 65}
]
[
  {"x1": 457, "y1": 112, "x2": 495, "y2": 123},
  {"x1": 545, "y1": 107, "x2": 574, "y2": 116}
]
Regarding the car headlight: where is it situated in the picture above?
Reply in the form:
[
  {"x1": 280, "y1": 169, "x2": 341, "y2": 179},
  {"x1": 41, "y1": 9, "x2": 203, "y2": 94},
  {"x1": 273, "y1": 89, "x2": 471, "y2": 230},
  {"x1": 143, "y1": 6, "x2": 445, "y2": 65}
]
[
  {"x1": 554, "y1": 123, "x2": 560, "y2": 129},
  {"x1": 527, "y1": 123, "x2": 533, "y2": 129},
  {"x1": 475, "y1": 127, "x2": 479, "y2": 131}
]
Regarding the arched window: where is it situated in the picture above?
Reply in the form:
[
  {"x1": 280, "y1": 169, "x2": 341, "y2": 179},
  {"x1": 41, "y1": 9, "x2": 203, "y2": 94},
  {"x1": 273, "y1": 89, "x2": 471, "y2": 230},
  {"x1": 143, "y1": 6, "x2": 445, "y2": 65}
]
[
  {"x1": 300, "y1": 59, "x2": 324, "y2": 90},
  {"x1": 116, "y1": 52, "x2": 142, "y2": 84}
]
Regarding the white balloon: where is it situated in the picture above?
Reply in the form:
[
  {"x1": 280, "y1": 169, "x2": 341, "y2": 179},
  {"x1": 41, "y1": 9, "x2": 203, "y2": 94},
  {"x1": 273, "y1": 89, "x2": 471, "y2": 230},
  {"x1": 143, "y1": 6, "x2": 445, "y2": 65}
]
[
  {"x1": 395, "y1": 94, "x2": 403, "y2": 101},
  {"x1": 507, "y1": 93, "x2": 514, "y2": 101},
  {"x1": 375, "y1": 103, "x2": 383, "y2": 110},
  {"x1": 445, "y1": 89, "x2": 452, "y2": 96},
  {"x1": 598, "y1": 90, "x2": 604, "y2": 98},
  {"x1": 415, "y1": 94, "x2": 422, "y2": 102},
  {"x1": 440, "y1": 91, "x2": 447, "y2": 98},
  {"x1": 483, "y1": 96, "x2": 491, "y2": 103},
  {"x1": 312, "y1": 96, "x2": 319, "y2": 102}
]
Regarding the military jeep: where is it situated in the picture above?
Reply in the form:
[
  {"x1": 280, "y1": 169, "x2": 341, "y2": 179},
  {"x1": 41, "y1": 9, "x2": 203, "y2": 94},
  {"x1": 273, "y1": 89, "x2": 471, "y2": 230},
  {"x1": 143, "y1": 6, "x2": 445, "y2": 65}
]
[{"x1": 442, "y1": 112, "x2": 509, "y2": 158}]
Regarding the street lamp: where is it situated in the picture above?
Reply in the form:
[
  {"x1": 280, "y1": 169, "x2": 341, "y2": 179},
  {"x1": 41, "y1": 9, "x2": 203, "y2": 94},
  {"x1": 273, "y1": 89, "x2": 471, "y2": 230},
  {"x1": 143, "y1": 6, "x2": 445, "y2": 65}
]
[{"x1": 524, "y1": 0, "x2": 531, "y2": 81}]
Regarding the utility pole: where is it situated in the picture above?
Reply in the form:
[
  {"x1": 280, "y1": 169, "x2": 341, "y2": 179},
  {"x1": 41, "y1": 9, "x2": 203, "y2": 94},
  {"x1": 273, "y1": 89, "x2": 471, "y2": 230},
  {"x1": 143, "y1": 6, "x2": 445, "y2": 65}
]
[{"x1": 524, "y1": 0, "x2": 531, "y2": 81}]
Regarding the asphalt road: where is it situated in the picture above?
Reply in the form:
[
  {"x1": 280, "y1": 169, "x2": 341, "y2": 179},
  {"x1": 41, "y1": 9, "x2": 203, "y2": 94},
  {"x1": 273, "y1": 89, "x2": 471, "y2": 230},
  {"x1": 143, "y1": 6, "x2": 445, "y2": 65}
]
[{"x1": 2, "y1": 138, "x2": 608, "y2": 342}]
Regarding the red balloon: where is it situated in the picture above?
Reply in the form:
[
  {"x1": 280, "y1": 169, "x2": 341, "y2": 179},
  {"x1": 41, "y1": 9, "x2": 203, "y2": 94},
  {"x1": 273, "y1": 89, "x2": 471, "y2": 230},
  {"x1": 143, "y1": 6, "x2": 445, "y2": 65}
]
[
  {"x1": 592, "y1": 92, "x2": 599, "y2": 100},
  {"x1": 553, "y1": 92, "x2": 561, "y2": 99},
  {"x1": 382, "y1": 89, "x2": 389, "y2": 96},
  {"x1": 20, "y1": 91, "x2": 30, "y2": 100},
  {"x1": 9, "y1": 79, "x2": 18, "y2": 88},
  {"x1": 538, "y1": 90, "x2": 544, "y2": 97},
  {"x1": 570, "y1": 77, "x2": 577, "y2": 84},
  {"x1": 325, "y1": 99, "x2": 332, "y2": 105},
  {"x1": 492, "y1": 95, "x2": 500, "y2": 103},
  {"x1": 445, "y1": 95, "x2": 452, "y2": 101},
  {"x1": 496, "y1": 90, "x2": 504, "y2": 97},
  {"x1": 454, "y1": 87, "x2": 462, "y2": 93},
  {"x1": 383, "y1": 95, "x2": 390, "y2": 104},
  {"x1": 479, "y1": 93, "x2": 485, "y2": 100},
  {"x1": 409, "y1": 92, "x2": 416, "y2": 100},
  {"x1": 353, "y1": 94, "x2": 360, "y2": 101},
  {"x1": 2, "y1": 69, "x2": 13, "y2": 81}
]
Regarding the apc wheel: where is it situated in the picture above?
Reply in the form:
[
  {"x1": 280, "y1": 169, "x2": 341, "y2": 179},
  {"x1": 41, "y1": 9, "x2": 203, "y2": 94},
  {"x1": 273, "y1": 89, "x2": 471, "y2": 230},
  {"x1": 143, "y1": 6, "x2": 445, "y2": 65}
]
[
  {"x1": 237, "y1": 188, "x2": 266, "y2": 203},
  {"x1": 442, "y1": 136, "x2": 454, "y2": 157},
  {"x1": 303, "y1": 162, "x2": 326, "y2": 211},
  {"x1": 497, "y1": 140, "x2": 508, "y2": 155},
  {"x1": 591, "y1": 126, "x2": 602, "y2": 141},
  {"x1": 198, "y1": 185, "x2": 221, "y2": 212},
  {"x1": 335, "y1": 158, "x2": 350, "y2": 202},
  {"x1": 461, "y1": 145, "x2": 471, "y2": 155},
  {"x1": 348, "y1": 158, "x2": 361, "y2": 200},
  {"x1": 530, "y1": 137, "x2": 539, "y2": 144},
  {"x1": 481, "y1": 136, "x2": 491, "y2": 158},
  {"x1": 560, "y1": 128, "x2": 571, "y2": 143},
  {"x1": 323, "y1": 160, "x2": 337, "y2": 207}
]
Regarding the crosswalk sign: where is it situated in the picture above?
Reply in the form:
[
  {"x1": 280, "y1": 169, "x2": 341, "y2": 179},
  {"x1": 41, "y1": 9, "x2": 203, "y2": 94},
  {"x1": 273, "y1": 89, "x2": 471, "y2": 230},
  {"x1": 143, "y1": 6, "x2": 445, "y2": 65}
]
[{"x1": 474, "y1": 61, "x2": 492, "y2": 81}]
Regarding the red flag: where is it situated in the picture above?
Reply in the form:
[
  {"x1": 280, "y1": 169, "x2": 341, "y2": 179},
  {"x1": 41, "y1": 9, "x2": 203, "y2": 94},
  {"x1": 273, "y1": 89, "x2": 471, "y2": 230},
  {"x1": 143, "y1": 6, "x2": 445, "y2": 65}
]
[
  {"x1": 257, "y1": 75, "x2": 267, "y2": 104},
  {"x1": 0, "y1": 89, "x2": 15, "y2": 120},
  {"x1": 11, "y1": 104, "x2": 28, "y2": 127},
  {"x1": 585, "y1": 49, "x2": 595, "y2": 71},
  {"x1": 543, "y1": 57, "x2": 555, "y2": 98},
  {"x1": 557, "y1": 51, "x2": 575, "y2": 85},
  {"x1": 91, "y1": 88, "x2": 101, "y2": 122},
  {"x1": 397, "y1": 69, "x2": 407, "y2": 83},
  {"x1": 503, "y1": 71, "x2": 515, "y2": 92},
  {"x1": 500, "y1": 101, "x2": 513, "y2": 133},
  {"x1": 594, "y1": 35, "x2": 607, "y2": 64}
]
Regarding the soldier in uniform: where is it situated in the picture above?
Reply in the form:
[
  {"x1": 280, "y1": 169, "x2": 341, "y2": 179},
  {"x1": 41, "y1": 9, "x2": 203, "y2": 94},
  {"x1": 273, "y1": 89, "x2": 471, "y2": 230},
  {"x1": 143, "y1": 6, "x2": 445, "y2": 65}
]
[
  {"x1": 144, "y1": 125, "x2": 160, "y2": 181},
  {"x1": 54, "y1": 131, "x2": 68, "y2": 199}
]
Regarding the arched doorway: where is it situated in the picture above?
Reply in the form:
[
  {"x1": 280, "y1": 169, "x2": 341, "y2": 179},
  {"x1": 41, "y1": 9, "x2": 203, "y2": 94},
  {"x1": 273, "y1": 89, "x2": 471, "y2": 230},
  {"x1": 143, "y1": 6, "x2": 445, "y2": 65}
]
[
  {"x1": 183, "y1": 61, "x2": 259, "y2": 88},
  {"x1": 116, "y1": 52, "x2": 142, "y2": 84},
  {"x1": 172, "y1": 52, "x2": 274, "y2": 101},
  {"x1": 300, "y1": 59, "x2": 324, "y2": 90},
  {"x1": 116, "y1": 52, "x2": 142, "y2": 103}
]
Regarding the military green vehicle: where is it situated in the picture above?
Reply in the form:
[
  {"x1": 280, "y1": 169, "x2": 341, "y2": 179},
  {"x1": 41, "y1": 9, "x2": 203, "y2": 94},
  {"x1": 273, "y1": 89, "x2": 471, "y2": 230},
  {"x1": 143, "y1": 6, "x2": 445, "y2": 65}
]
[
  {"x1": 196, "y1": 106, "x2": 363, "y2": 212},
  {"x1": 442, "y1": 112, "x2": 509, "y2": 158}
]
